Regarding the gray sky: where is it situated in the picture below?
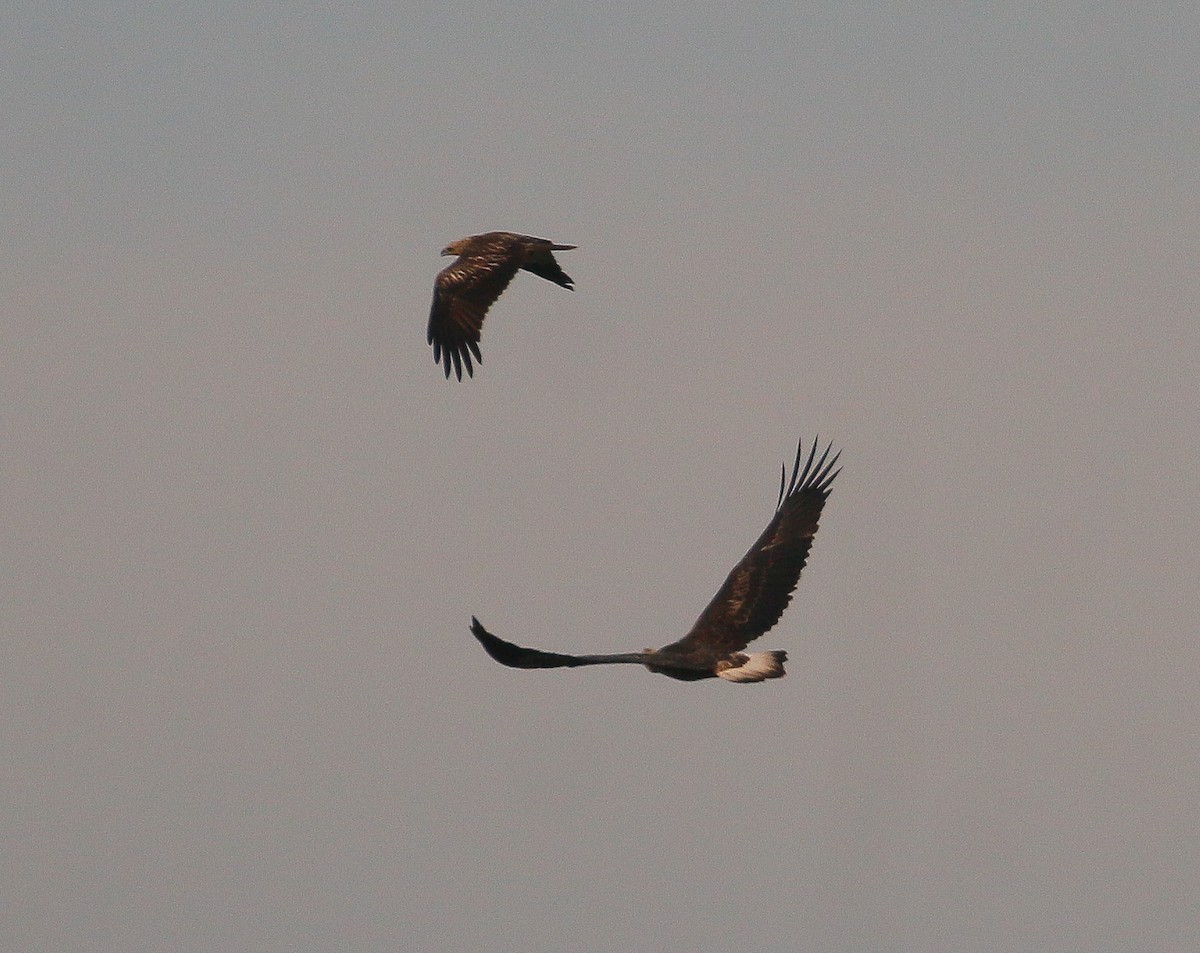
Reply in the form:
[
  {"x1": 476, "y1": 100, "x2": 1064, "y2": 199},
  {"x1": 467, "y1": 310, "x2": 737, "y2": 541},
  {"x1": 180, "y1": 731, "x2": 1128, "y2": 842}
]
[{"x1": 5, "y1": 3, "x2": 1198, "y2": 951}]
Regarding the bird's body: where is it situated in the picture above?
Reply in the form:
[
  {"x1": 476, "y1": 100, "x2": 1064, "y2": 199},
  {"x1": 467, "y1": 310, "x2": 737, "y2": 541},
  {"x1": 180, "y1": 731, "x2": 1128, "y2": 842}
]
[
  {"x1": 470, "y1": 437, "x2": 840, "y2": 684},
  {"x1": 427, "y1": 231, "x2": 575, "y2": 380}
]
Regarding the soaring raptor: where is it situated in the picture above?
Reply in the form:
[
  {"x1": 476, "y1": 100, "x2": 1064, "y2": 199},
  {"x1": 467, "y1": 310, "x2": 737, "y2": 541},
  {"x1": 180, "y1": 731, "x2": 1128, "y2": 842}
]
[
  {"x1": 471, "y1": 437, "x2": 840, "y2": 684},
  {"x1": 427, "y1": 231, "x2": 575, "y2": 380}
]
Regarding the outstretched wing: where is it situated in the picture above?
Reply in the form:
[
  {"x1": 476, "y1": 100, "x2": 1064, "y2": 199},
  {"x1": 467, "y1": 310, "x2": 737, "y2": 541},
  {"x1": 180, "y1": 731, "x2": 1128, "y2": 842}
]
[
  {"x1": 427, "y1": 236, "x2": 523, "y2": 380},
  {"x1": 470, "y1": 618, "x2": 646, "y2": 670},
  {"x1": 471, "y1": 617, "x2": 584, "y2": 668},
  {"x1": 660, "y1": 439, "x2": 840, "y2": 658}
]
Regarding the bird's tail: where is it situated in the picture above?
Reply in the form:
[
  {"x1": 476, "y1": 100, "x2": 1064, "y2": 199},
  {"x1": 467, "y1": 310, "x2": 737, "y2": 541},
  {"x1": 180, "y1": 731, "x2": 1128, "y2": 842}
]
[{"x1": 716, "y1": 650, "x2": 788, "y2": 683}]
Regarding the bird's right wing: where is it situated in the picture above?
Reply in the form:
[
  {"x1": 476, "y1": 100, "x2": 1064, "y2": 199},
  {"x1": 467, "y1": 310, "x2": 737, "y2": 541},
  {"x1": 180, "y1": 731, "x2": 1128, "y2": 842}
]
[{"x1": 518, "y1": 244, "x2": 575, "y2": 288}]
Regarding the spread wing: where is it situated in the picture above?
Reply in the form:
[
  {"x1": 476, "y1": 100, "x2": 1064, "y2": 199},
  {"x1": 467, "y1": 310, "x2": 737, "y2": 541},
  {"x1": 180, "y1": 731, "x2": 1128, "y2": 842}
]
[
  {"x1": 427, "y1": 238, "x2": 523, "y2": 380},
  {"x1": 471, "y1": 617, "x2": 584, "y2": 668},
  {"x1": 470, "y1": 618, "x2": 645, "y2": 670},
  {"x1": 659, "y1": 439, "x2": 840, "y2": 659}
]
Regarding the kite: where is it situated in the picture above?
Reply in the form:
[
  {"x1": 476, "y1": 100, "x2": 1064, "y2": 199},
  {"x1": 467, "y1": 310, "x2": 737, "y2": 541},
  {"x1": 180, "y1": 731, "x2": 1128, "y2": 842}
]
[{"x1": 427, "y1": 231, "x2": 575, "y2": 380}]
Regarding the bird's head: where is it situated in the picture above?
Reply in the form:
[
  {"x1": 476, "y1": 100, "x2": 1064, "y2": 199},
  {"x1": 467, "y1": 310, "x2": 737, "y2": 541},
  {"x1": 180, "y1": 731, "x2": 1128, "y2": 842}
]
[{"x1": 440, "y1": 239, "x2": 465, "y2": 257}]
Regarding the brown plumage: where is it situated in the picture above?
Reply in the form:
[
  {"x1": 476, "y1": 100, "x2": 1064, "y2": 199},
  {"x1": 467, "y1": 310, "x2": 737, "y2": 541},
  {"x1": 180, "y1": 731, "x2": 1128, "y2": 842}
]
[
  {"x1": 470, "y1": 437, "x2": 841, "y2": 684},
  {"x1": 427, "y1": 231, "x2": 575, "y2": 380}
]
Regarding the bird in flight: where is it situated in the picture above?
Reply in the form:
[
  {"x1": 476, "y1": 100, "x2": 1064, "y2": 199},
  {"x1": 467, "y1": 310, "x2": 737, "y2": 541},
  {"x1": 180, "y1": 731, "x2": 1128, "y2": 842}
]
[
  {"x1": 427, "y1": 231, "x2": 576, "y2": 380},
  {"x1": 470, "y1": 437, "x2": 841, "y2": 684}
]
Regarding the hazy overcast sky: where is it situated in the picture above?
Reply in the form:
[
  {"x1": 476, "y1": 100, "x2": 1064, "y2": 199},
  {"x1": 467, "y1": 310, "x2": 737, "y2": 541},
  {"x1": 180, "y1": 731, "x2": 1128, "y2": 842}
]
[{"x1": 5, "y1": 3, "x2": 1198, "y2": 952}]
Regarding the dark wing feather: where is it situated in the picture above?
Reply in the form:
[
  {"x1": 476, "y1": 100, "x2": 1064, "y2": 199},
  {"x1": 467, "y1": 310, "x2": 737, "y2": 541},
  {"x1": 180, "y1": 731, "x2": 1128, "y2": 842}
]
[
  {"x1": 659, "y1": 439, "x2": 840, "y2": 659},
  {"x1": 427, "y1": 238, "x2": 523, "y2": 380},
  {"x1": 519, "y1": 251, "x2": 574, "y2": 289},
  {"x1": 471, "y1": 617, "x2": 590, "y2": 668},
  {"x1": 470, "y1": 618, "x2": 646, "y2": 670}
]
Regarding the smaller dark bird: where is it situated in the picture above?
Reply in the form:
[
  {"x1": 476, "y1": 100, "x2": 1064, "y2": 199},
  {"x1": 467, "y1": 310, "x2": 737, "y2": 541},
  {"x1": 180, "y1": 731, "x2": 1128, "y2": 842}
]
[
  {"x1": 427, "y1": 231, "x2": 575, "y2": 380},
  {"x1": 470, "y1": 437, "x2": 841, "y2": 684}
]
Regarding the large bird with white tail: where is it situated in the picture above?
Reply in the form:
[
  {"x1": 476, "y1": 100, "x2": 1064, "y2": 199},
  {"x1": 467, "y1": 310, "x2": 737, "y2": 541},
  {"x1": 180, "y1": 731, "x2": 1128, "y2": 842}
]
[{"x1": 470, "y1": 436, "x2": 840, "y2": 684}]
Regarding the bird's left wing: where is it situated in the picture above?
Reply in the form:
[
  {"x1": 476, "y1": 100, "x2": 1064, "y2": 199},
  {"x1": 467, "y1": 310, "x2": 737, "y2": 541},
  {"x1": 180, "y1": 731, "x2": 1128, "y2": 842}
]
[
  {"x1": 471, "y1": 617, "x2": 591, "y2": 668},
  {"x1": 660, "y1": 439, "x2": 840, "y2": 657},
  {"x1": 470, "y1": 618, "x2": 646, "y2": 671}
]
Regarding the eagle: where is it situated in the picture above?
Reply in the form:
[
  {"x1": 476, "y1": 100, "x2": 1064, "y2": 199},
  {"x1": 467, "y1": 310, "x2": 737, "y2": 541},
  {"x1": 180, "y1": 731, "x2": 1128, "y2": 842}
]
[
  {"x1": 427, "y1": 231, "x2": 576, "y2": 380},
  {"x1": 471, "y1": 437, "x2": 841, "y2": 683}
]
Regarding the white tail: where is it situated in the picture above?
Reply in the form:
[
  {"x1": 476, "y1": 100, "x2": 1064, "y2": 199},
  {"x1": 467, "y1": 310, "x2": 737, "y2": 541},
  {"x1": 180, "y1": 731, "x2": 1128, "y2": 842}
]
[{"x1": 716, "y1": 651, "x2": 787, "y2": 683}]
